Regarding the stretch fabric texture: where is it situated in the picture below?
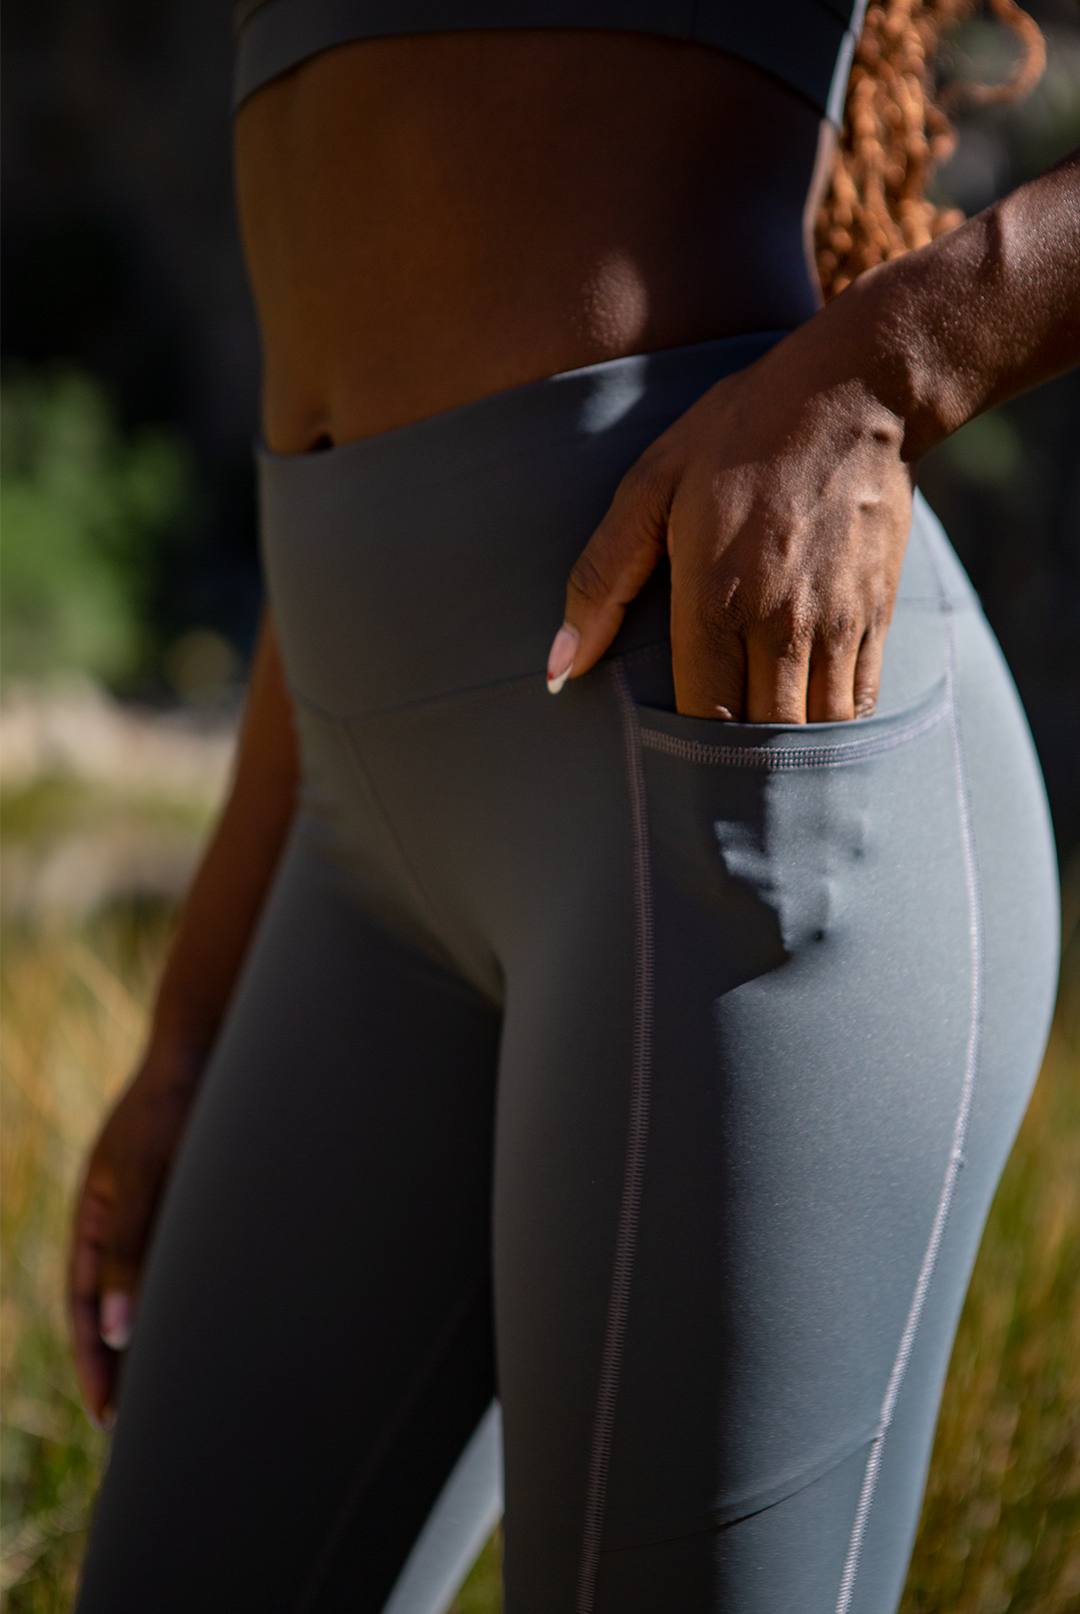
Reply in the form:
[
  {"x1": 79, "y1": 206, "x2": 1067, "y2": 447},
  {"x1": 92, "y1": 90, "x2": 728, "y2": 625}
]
[{"x1": 76, "y1": 334, "x2": 1059, "y2": 1614}]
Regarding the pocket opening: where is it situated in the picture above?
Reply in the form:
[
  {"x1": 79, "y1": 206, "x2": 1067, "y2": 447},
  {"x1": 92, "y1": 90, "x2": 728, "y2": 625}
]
[{"x1": 635, "y1": 678, "x2": 949, "y2": 770}]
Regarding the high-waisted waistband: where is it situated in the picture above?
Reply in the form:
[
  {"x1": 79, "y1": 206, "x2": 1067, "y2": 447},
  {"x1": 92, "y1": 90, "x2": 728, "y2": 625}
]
[{"x1": 258, "y1": 332, "x2": 978, "y2": 721}]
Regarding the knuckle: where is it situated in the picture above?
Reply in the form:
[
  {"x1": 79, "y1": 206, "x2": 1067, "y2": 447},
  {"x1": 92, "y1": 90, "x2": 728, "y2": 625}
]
[
  {"x1": 567, "y1": 546, "x2": 616, "y2": 608},
  {"x1": 818, "y1": 607, "x2": 863, "y2": 654},
  {"x1": 691, "y1": 571, "x2": 743, "y2": 644},
  {"x1": 105, "y1": 1237, "x2": 141, "y2": 1273},
  {"x1": 763, "y1": 598, "x2": 814, "y2": 660},
  {"x1": 621, "y1": 443, "x2": 677, "y2": 507},
  {"x1": 106, "y1": 1210, "x2": 150, "y2": 1267},
  {"x1": 867, "y1": 600, "x2": 894, "y2": 638}
]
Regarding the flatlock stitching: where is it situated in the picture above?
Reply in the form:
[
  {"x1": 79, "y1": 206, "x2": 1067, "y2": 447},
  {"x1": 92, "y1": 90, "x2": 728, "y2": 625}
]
[
  {"x1": 576, "y1": 664, "x2": 656, "y2": 1614},
  {"x1": 833, "y1": 592, "x2": 985, "y2": 1613},
  {"x1": 639, "y1": 698, "x2": 947, "y2": 769}
]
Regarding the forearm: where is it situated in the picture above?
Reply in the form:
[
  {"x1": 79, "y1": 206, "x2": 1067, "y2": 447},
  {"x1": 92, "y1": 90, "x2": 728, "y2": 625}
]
[
  {"x1": 830, "y1": 149, "x2": 1080, "y2": 460},
  {"x1": 144, "y1": 613, "x2": 299, "y2": 1084}
]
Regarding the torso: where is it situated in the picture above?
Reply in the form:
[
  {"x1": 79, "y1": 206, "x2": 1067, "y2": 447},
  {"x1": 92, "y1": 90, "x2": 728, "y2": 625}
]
[{"x1": 233, "y1": 30, "x2": 834, "y2": 452}]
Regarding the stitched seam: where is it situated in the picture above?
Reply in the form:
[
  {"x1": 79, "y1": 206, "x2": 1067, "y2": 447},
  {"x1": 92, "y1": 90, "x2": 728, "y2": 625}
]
[
  {"x1": 287, "y1": 641, "x2": 675, "y2": 728},
  {"x1": 834, "y1": 584, "x2": 985, "y2": 1613},
  {"x1": 232, "y1": 0, "x2": 268, "y2": 34},
  {"x1": 600, "y1": 1424, "x2": 880, "y2": 1551},
  {"x1": 335, "y1": 719, "x2": 462, "y2": 967},
  {"x1": 287, "y1": 667, "x2": 542, "y2": 727},
  {"x1": 292, "y1": 1262, "x2": 491, "y2": 1614},
  {"x1": 597, "y1": 1433, "x2": 884, "y2": 1555},
  {"x1": 576, "y1": 664, "x2": 656, "y2": 1614},
  {"x1": 639, "y1": 700, "x2": 947, "y2": 769}
]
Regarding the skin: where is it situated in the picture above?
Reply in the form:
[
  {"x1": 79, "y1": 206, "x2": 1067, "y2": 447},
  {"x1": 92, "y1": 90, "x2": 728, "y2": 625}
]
[
  {"x1": 68, "y1": 28, "x2": 1080, "y2": 1425},
  {"x1": 551, "y1": 165, "x2": 1080, "y2": 716},
  {"x1": 70, "y1": 622, "x2": 299, "y2": 1421}
]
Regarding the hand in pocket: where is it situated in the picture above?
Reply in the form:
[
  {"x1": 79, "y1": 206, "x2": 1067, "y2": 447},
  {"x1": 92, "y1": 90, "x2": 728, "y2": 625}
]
[{"x1": 546, "y1": 308, "x2": 914, "y2": 724}]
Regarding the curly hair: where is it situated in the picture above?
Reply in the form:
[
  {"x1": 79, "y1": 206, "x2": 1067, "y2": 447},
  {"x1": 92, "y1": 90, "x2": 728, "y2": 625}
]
[{"x1": 815, "y1": 0, "x2": 1046, "y2": 298}]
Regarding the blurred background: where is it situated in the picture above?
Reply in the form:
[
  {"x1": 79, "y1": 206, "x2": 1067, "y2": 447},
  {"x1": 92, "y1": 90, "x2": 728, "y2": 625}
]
[{"x1": 1, "y1": 1, "x2": 1078, "y2": 1609}]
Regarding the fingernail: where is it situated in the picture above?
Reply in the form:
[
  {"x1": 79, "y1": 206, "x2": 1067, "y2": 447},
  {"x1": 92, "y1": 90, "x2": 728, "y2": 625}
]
[
  {"x1": 715, "y1": 706, "x2": 735, "y2": 721},
  {"x1": 88, "y1": 1406, "x2": 116, "y2": 1433},
  {"x1": 100, "y1": 1292, "x2": 132, "y2": 1352},
  {"x1": 547, "y1": 625, "x2": 579, "y2": 694}
]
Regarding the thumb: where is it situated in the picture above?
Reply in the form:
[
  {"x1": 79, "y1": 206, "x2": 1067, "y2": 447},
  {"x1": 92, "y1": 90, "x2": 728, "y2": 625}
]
[
  {"x1": 97, "y1": 1178, "x2": 159, "y2": 1351},
  {"x1": 547, "y1": 455, "x2": 676, "y2": 691},
  {"x1": 99, "y1": 1290, "x2": 134, "y2": 1353}
]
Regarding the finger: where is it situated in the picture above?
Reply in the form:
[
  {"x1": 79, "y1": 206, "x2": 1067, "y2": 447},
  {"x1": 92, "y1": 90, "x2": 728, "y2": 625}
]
[
  {"x1": 69, "y1": 1182, "x2": 119, "y2": 1424},
  {"x1": 100, "y1": 1292, "x2": 134, "y2": 1352},
  {"x1": 852, "y1": 628, "x2": 887, "y2": 719},
  {"x1": 97, "y1": 1192, "x2": 151, "y2": 1344},
  {"x1": 806, "y1": 638, "x2": 862, "y2": 722},
  {"x1": 744, "y1": 636, "x2": 811, "y2": 724},
  {"x1": 547, "y1": 455, "x2": 676, "y2": 691},
  {"x1": 670, "y1": 600, "x2": 747, "y2": 720},
  {"x1": 70, "y1": 1294, "x2": 116, "y2": 1428}
]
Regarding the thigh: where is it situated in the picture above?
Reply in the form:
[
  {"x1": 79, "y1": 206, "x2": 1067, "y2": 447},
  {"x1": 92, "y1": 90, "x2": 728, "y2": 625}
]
[
  {"x1": 843, "y1": 501, "x2": 1060, "y2": 1612},
  {"x1": 76, "y1": 831, "x2": 501, "y2": 1614},
  {"x1": 593, "y1": 646, "x2": 978, "y2": 1609},
  {"x1": 491, "y1": 515, "x2": 1056, "y2": 1613}
]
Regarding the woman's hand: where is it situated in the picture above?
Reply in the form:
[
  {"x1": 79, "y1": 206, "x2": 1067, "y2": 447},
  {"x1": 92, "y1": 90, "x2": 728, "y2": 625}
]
[
  {"x1": 67, "y1": 614, "x2": 300, "y2": 1427},
  {"x1": 548, "y1": 322, "x2": 913, "y2": 722},
  {"x1": 69, "y1": 1050, "x2": 202, "y2": 1428},
  {"x1": 547, "y1": 149, "x2": 1080, "y2": 719}
]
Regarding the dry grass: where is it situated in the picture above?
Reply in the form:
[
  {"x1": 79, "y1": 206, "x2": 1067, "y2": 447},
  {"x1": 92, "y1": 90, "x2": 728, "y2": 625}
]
[
  {"x1": 899, "y1": 920, "x2": 1080, "y2": 1613},
  {"x1": 2, "y1": 898, "x2": 1077, "y2": 1612},
  {"x1": 1, "y1": 906, "x2": 173, "y2": 1611}
]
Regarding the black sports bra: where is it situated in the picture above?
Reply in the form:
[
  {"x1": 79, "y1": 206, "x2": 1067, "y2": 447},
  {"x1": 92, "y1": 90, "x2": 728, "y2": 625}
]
[{"x1": 233, "y1": 0, "x2": 868, "y2": 123}]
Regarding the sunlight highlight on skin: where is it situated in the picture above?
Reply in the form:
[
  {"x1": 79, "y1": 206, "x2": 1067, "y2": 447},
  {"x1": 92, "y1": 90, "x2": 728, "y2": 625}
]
[{"x1": 579, "y1": 252, "x2": 650, "y2": 352}]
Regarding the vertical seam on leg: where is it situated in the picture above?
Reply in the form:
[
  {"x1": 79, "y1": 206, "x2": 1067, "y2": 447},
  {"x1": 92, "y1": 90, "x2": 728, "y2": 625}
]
[
  {"x1": 576, "y1": 663, "x2": 656, "y2": 1614},
  {"x1": 834, "y1": 584, "x2": 985, "y2": 1614}
]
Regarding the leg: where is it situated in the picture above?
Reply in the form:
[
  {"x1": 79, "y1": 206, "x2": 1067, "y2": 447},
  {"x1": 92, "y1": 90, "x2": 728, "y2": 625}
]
[
  {"x1": 484, "y1": 512, "x2": 1055, "y2": 1611},
  {"x1": 76, "y1": 831, "x2": 502, "y2": 1614}
]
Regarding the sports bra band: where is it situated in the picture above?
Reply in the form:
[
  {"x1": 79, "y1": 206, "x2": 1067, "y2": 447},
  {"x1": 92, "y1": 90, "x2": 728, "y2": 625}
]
[{"x1": 233, "y1": 0, "x2": 869, "y2": 124}]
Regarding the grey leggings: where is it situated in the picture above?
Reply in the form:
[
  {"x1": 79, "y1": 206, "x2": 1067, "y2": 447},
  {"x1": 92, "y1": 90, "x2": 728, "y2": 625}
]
[{"x1": 77, "y1": 335, "x2": 1059, "y2": 1614}]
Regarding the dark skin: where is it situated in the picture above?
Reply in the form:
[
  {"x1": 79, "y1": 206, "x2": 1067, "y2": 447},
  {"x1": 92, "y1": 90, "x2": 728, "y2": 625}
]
[
  {"x1": 69, "y1": 621, "x2": 299, "y2": 1421},
  {"x1": 69, "y1": 29, "x2": 1080, "y2": 1425}
]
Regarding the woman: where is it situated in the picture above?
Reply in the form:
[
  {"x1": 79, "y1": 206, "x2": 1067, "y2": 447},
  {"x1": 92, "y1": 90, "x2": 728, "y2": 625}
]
[{"x1": 70, "y1": 1, "x2": 1077, "y2": 1609}]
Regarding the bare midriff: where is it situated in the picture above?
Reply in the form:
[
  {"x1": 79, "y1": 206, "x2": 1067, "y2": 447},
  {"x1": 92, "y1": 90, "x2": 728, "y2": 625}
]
[{"x1": 233, "y1": 29, "x2": 834, "y2": 453}]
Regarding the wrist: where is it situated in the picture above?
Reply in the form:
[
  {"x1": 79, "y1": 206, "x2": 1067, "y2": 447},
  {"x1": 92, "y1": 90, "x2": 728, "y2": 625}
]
[
  {"x1": 820, "y1": 235, "x2": 988, "y2": 463},
  {"x1": 137, "y1": 1020, "x2": 214, "y2": 1096}
]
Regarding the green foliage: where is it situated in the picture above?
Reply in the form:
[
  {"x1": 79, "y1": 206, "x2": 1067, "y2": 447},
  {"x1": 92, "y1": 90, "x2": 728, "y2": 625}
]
[{"x1": 0, "y1": 371, "x2": 191, "y2": 685}]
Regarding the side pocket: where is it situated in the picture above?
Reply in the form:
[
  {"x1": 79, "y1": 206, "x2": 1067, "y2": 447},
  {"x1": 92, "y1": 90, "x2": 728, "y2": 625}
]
[
  {"x1": 600, "y1": 666, "x2": 974, "y2": 1551},
  {"x1": 632, "y1": 676, "x2": 949, "y2": 980},
  {"x1": 634, "y1": 676, "x2": 948, "y2": 771}
]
